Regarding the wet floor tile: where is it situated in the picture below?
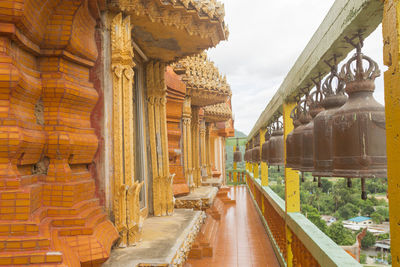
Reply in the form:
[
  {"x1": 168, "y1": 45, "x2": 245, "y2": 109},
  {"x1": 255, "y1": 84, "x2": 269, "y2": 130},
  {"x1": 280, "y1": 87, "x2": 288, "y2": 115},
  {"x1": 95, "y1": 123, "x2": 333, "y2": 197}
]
[{"x1": 186, "y1": 185, "x2": 280, "y2": 267}]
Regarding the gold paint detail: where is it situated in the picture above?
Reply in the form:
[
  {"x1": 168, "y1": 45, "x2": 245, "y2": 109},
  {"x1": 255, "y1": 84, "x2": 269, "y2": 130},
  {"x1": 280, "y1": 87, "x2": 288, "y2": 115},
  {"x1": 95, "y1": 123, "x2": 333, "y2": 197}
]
[
  {"x1": 111, "y1": 13, "x2": 142, "y2": 246},
  {"x1": 172, "y1": 52, "x2": 231, "y2": 106},
  {"x1": 146, "y1": 60, "x2": 174, "y2": 216},
  {"x1": 116, "y1": 0, "x2": 229, "y2": 43},
  {"x1": 382, "y1": 0, "x2": 400, "y2": 264}
]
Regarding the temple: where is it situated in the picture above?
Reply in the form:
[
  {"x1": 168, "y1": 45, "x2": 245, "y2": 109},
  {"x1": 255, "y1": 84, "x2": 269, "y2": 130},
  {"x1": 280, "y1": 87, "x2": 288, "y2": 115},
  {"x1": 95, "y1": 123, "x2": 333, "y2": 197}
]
[{"x1": 0, "y1": 0, "x2": 399, "y2": 266}]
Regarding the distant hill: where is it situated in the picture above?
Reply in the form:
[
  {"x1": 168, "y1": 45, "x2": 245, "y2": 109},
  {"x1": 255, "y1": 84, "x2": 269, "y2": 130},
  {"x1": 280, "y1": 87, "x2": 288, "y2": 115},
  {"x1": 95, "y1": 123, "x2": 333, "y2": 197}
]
[{"x1": 234, "y1": 129, "x2": 247, "y2": 138}]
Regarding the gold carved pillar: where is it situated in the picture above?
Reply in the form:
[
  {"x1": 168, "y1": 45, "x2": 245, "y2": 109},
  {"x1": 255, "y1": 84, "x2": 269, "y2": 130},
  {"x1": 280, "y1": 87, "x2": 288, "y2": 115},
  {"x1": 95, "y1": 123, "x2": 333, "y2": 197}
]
[
  {"x1": 206, "y1": 123, "x2": 213, "y2": 177},
  {"x1": 200, "y1": 119, "x2": 207, "y2": 181},
  {"x1": 111, "y1": 13, "x2": 143, "y2": 247},
  {"x1": 147, "y1": 61, "x2": 174, "y2": 216},
  {"x1": 191, "y1": 107, "x2": 201, "y2": 187},
  {"x1": 182, "y1": 97, "x2": 193, "y2": 187}
]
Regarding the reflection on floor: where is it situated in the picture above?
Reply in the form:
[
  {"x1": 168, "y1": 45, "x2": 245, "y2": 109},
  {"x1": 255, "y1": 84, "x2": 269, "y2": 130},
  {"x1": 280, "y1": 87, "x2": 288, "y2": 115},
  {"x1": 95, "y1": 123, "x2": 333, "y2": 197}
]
[{"x1": 186, "y1": 185, "x2": 280, "y2": 267}]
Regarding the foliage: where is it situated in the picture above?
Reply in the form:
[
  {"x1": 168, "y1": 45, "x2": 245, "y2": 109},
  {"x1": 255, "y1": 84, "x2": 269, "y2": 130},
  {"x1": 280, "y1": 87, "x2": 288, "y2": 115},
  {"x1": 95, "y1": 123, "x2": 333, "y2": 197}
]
[
  {"x1": 361, "y1": 205, "x2": 375, "y2": 216},
  {"x1": 361, "y1": 231, "x2": 376, "y2": 248},
  {"x1": 301, "y1": 204, "x2": 327, "y2": 233},
  {"x1": 360, "y1": 253, "x2": 367, "y2": 264},
  {"x1": 336, "y1": 203, "x2": 359, "y2": 220},
  {"x1": 375, "y1": 207, "x2": 389, "y2": 221},
  {"x1": 377, "y1": 233, "x2": 389, "y2": 240},
  {"x1": 371, "y1": 212, "x2": 384, "y2": 224},
  {"x1": 326, "y1": 222, "x2": 355, "y2": 245}
]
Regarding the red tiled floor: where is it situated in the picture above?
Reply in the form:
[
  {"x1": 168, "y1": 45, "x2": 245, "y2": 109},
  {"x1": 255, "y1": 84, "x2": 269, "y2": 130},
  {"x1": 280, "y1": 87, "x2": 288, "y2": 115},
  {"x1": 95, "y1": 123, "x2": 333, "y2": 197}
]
[{"x1": 186, "y1": 186, "x2": 280, "y2": 267}]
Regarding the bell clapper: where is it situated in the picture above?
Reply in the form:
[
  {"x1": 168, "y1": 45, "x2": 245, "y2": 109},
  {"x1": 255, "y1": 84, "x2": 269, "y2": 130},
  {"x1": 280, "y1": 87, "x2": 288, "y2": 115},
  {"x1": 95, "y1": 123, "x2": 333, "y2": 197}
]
[
  {"x1": 347, "y1": 178, "x2": 352, "y2": 188},
  {"x1": 361, "y1": 178, "x2": 367, "y2": 200}
]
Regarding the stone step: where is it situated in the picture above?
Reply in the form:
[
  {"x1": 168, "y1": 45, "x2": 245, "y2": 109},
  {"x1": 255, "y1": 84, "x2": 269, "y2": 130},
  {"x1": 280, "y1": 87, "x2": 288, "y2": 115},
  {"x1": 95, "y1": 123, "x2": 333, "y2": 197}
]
[
  {"x1": 0, "y1": 250, "x2": 63, "y2": 265},
  {"x1": 0, "y1": 222, "x2": 39, "y2": 236},
  {"x1": 0, "y1": 236, "x2": 50, "y2": 251},
  {"x1": 57, "y1": 212, "x2": 107, "y2": 236},
  {"x1": 51, "y1": 206, "x2": 102, "y2": 227}
]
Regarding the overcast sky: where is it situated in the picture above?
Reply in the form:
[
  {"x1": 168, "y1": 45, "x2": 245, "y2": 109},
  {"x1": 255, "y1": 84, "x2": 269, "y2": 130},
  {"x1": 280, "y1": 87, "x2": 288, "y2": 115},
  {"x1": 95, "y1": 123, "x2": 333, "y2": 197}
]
[{"x1": 207, "y1": 0, "x2": 385, "y2": 135}]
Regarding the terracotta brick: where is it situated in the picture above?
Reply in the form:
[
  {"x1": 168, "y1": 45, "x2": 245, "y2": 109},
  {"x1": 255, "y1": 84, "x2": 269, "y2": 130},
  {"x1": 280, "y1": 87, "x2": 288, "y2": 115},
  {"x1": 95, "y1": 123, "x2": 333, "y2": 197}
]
[{"x1": 30, "y1": 255, "x2": 45, "y2": 264}]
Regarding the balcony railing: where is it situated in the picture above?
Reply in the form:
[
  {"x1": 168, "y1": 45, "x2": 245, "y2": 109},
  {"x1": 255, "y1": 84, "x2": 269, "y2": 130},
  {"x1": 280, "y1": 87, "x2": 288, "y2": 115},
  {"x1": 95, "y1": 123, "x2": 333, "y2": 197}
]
[
  {"x1": 226, "y1": 168, "x2": 246, "y2": 185},
  {"x1": 245, "y1": 171, "x2": 362, "y2": 267}
]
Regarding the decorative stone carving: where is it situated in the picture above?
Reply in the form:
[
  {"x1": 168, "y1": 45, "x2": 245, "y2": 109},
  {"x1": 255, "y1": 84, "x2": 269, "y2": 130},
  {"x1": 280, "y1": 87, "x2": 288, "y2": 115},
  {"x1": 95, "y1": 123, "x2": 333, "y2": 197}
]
[
  {"x1": 147, "y1": 60, "x2": 174, "y2": 216},
  {"x1": 172, "y1": 53, "x2": 231, "y2": 106},
  {"x1": 111, "y1": 13, "x2": 143, "y2": 247}
]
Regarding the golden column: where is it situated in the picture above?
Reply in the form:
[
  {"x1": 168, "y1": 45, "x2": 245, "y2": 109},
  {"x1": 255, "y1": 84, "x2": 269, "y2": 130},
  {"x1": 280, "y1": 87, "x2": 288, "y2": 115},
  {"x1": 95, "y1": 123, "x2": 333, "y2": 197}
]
[
  {"x1": 383, "y1": 1, "x2": 400, "y2": 262},
  {"x1": 283, "y1": 101, "x2": 300, "y2": 266},
  {"x1": 146, "y1": 61, "x2": 174, "y2": 216},
  {"x1": 260, "y1": 128, "x2": 269, "y2": 186},
  {"x1": 191, "y1": 107, "x2": 201, "y2": 187},
  {"x1": 182, "y1": 97, "x2": 193, "y2": 187},
  {"x1": 111, "y1": 13, "x2": 143, "y2": 246},
  {"x1": 200, "y1": 119, "x2": 207, "y2": 181},
  {"x1": 206, "y1": 123, "x2": 213, "y2": 177}
]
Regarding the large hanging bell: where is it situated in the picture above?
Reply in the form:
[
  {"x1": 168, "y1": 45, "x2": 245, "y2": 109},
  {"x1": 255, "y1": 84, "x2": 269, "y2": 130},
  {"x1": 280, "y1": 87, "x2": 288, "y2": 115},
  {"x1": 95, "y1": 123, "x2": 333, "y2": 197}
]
[
  {"x1": 269, "y1": 120, "x2": 284, "y2": 166},
  {"x1": 291, "y1": 99, "x2": 310, "y2": 170},
  {"x1": 300, "y1": 88, "x2": 324, "y2": 172},
  {"x1": 233, "y1": 138, "x2": 242, "y2": 163},
  {"x1": 286, "y1": 102, "x2": 301, "y2": 169},
  {"x1": 261, "y1": 128, "x2": 270, "y2": 163},
  {"x1": 313, "y1": 65, "x2": 347, "y2": 177},
  {"x1": 252, "y1": 134, "x2": 261, "y2": 164},
  {"x1": 332, "y1": 43, "x2": 387, "y2": 199}
]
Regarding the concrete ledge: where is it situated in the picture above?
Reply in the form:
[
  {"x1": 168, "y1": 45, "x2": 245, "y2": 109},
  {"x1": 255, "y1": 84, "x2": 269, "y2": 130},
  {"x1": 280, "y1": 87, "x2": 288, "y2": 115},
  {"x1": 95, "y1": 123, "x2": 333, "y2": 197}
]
[
  {"x1": 175, "y1": 186, "x2": 218, "y2": 210},
  {"x1": 103, "y1": 209, "x2": 205, "y2": 267}
]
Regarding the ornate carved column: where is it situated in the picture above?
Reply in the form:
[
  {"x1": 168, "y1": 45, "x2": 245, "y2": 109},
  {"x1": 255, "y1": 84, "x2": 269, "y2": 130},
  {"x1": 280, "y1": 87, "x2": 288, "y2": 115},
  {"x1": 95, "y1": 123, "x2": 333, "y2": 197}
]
[
  {"x1": 200, "y1": 119, "x2": 207, "y2": 180},
  {"x1": 147, "y1": 61, "x2": 173, "y2": 216},
  {"x1": 206, "y1": 123, "x2": 213, "y2": 177},
  {"x1": 111, "y1": 13, "x2": 143, "y2": 247},
  {"x1": 182, "y1": 96, "x2": 193, "y2": 187},
  {"x1": 191, "y1": 107, "x2": 201, "y2": 187}
]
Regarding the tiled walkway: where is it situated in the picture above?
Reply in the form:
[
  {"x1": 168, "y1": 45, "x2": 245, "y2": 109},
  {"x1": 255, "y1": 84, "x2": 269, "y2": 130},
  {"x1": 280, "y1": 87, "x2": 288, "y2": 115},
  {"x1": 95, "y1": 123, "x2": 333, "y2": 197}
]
[{"x1": 186, "y1": 185, "x2": 280, "y2": 267}]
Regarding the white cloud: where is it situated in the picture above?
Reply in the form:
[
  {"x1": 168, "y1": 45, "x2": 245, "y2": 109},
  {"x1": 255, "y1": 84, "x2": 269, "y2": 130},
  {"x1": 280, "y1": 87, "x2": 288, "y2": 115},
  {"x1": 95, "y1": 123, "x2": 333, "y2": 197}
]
[{"x1": 208, "y1": 0, "x2": 385, "y2": 135}]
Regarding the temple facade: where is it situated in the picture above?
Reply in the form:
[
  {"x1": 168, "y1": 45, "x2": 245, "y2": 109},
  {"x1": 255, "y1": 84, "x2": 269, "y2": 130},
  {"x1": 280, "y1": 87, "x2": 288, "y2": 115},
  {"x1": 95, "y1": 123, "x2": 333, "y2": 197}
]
[{"x1": 0, "y1": 0, "x2": 232, "y2": 266}]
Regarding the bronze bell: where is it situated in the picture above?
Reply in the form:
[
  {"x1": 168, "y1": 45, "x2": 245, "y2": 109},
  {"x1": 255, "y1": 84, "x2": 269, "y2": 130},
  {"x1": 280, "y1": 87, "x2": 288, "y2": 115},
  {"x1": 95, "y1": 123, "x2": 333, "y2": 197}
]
[
  {"x1": 300, "y1": 87, "x2": 324, "y2": 172},
  {"x1": 313, "y1": 65, "x2": 347, "y2": 178},
  {"x1": 269, "y1": 120, "x2": 284, "y2": 166},
  {"x1": 233, "y1": 138, "x2": 242, "y2": 163},
  {"x1": 292, "y1": 99, "x2": 311, "y2": 170},
  {"x1": 286, "y1": 102, "x2": 301, "y2": 169},
  {"x1": 261, "y1": 128, "x2": 270, "y2": 163},
  {"x1": 332, "y1": 42, "x2": 387, "y2": 200},
  {"x1": 246, "y1": 141, "x2": 253, "y2": 163},
  {"x1": 252, "y1": 134, "x2": 261, "y2": 164}
]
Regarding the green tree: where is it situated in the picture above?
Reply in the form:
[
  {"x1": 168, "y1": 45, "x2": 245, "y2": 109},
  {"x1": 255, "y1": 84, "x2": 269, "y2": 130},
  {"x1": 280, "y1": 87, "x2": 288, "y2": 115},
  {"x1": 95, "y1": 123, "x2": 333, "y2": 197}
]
[
  {"x1": 377, "y1": 233, "x2": 389, "y2": 240},
  {"x1": 371, "y1": 212, "x2": 384, "y2": 224},
  {"x1": 320, "y1": 179, "x2": 333, "y2": 193},
  {"x1": 359, "y1": 254, "x2": 367, "y2": 264},
  {"x1": 361, "y1": 205, "x2": 375, "y2": 216},
  {"x1": 361, "y1": 231, "x2": 376, "y2": 248},
  {"x1": 326, "y1": 222, "x2": 355, "y2": 245},
  {"x1": 376, "y1": 207, "x2": 389, "y2": 221},
  {"x1": 336, "y1": 203, "x2": 359, "y2": 220},
  {"x1": 308, "y1": 212, "x2": 327, "y2": 233}
]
